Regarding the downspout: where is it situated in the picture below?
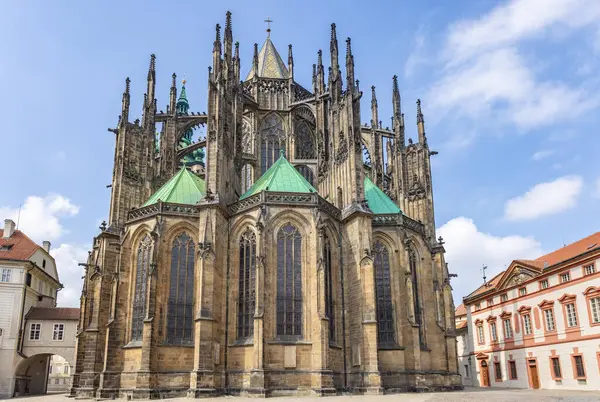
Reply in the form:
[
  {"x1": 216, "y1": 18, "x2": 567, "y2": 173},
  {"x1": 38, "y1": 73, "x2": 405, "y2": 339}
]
[
  {"x1": 338, "y1": 222, "x2": 347, "y2": 391},
  {"x1": 223, "y1": 216, "x2": 231, "y2": 394}
]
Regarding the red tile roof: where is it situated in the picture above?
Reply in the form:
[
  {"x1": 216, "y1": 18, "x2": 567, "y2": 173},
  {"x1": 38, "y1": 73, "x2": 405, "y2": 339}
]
[
  {"x1": 456, "y1": 320, "x2": 468, "y2": 329},
  {"x1": 26, "y1": 307, "x2": 80, "y2": 321},
  {"x1": 455, "y1": 303, "x2": 466, "y2": 316},
  {"x1": 0, "y1": 229, "x2": 41, "y2": 262}
]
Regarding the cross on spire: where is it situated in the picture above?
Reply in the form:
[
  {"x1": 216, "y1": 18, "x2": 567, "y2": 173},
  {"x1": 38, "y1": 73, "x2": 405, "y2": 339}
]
[{"x1": 264, "y1": 17, "x2": 273, "y2": 37}]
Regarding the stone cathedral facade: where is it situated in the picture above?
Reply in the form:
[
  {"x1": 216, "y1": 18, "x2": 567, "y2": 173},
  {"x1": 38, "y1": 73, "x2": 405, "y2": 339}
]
[{"x1": 71, "y1": 12, "x2": 461, "y2": 399}]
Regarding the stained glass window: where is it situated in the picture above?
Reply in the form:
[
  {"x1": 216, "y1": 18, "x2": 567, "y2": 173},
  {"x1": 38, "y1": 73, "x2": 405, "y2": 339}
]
[
  {"x1": 166, "y1": 233, "x2": 195, "y2": 344},
  {"x1": 260, "y1": 114, "x2": 285, "y2": 174},
  {"x1": 276, "y1": 224, "x2": 302, "y2": 337},
  {"x1": 373, "y1": 241, "x2": 395, "y2": 344},
  {"x1": 324, "y1": 235, "x2": 335, "y2": 342},
  {"x1": 295, "y1": 120, "x2": 315, "y2": 159},
  {"x1": 131, "y1": 235, "x2": 152, "y2": 341},
  {"x1": 241, "y1": 164, "x2": 253, "y2": 194},
  {"x1": 237, "y1": 230, "x2": 256, "y2": 339},
  {"x1": 295, "y1": 165, "x2": 315, "y2": 186}
]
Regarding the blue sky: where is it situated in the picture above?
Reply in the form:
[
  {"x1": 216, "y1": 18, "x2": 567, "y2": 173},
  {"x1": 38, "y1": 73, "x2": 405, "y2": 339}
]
[{"x1": 1, "y1": 0, "x2": 599, "y2": 307}]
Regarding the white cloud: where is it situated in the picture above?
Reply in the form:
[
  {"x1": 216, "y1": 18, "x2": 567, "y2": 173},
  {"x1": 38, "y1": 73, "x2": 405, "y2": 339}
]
[
  {"x1": 51, "y1": 244, "x2": 89, "y2": 308},
  {"x1": 438, "y1": 217, "x2": 543, "y2": 302},
  {"x1": 404, "y1": 28, "x2": 426, "y2": 78},
  {"x1": 531, "y1": 149, "x2": 555, "y2": 161},
  {"x1": 428, "y1": 0, "x2": 600, "y2": 135},
  {"x1": 0, "y1": 194, "x2": 80, "y2": 243},
  {"x1": 504, "y1": 175, "x2": 583, "y2": 221}
]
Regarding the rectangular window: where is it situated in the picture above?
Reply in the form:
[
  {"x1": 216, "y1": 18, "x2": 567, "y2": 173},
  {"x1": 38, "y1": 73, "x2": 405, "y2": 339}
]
[
  {"x1": 501, "y1": 294, "x2": 508, "y2": 302},
  {"x1": 494, "y1": 362, "x2": 502, "y2": 380},
  {"x1": 53, "y1": 323, "x2": 64, "y2": 341},
  {"x1": 42, "y1": 259, "x2": 46, "y2": 269},
  {"x1": 584, "y1": 264, "x2": 596, "y2": 275},
  {"x1": 55, "y1": 378, "x2": 59, "y2": 385},
  {"x1": 464, "y1": 364, "x2": 470, "y2": 378},
  {"x1": 477, "y1": 325, "x2": 485, "y2": 344},
  {"x1": 29, "y1": 323, "x2": 41, "y2": 340},
  {"x1": 565, "y1": 303, "x2": 578, "y2": 327},
  {"x1": 523, "y1": 314, "x2": 532, "y2": 335},
  {"x1": 490, "y1": 322, "x2": 498, "y2": 341},
  {"x1": 0, "y1": 268, "x2": 11, "y2": 282},
  {"x1": 63, "y1": 365, "x2": 69, "y2": 374},
  {"x1": 519, "y1": 287, "x2": 527, "y2": 296},
  {"x1": 487, "y1": 298, "x2": 494, "y2": 306},
  {"x1": 573, "y1": 355, "x2": 585, "y2": 378},
  {"x1": 475, "y1": 303, "x2": 481, "y2": 311},
  {"x1": 503, "y1": 319, "x2": 513, "y2": 339},
  {"x1": 509, "y1": 361, "x2": 518, "y2": 379},
  {"x1": 551, "y1": 357, "x2": 562, "y2": 379},
  {"x1": 544, "y1": 309, "x2": 555, "y2": 331},
  {"x1": 590, "y1": 296, "x2": 600, "y2": 324},
  {"x1": 540, "y1": 279, "x2": 549, "y2": 289},
  {"x1": 560, "y1": 272, "x2": 571, "y2": 283}
]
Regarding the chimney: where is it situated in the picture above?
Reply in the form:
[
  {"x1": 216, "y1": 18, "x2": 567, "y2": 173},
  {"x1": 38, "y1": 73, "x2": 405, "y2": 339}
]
[
  {"x1": 3, "y1": 219, "x2": 15, "y2": 239},
  {"x1": 42, "y1": 241, "x2": 51, "y2": 253}
]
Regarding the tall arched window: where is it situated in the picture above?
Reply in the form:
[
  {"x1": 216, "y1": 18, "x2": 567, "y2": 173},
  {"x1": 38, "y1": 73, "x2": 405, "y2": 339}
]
[
  {"x1": 260, "y1": 114, "x2": 285, "y2": 175},
  {"x1": 295, "y1": 120, "x2": 315, "y2": 159},
  {"x1": 132, "y1": 235, "x2": 152, "y2": 341},
  {"x1": 241, "y1": 164, "x2": 253, "y2": 194},
  {"x1": 237, "y1": 230, "x2": 256, "y2": 339},
  {"x1": 373, "y1": 240, "x2": 395, "y2": 344},
  {"x1": 276, "y1": 224, "x2": 302, "y2": 337},
  {"x1": 167, "y1": 233, "x2": 195, "y2": 344},
  {"x1": 295, "y1": 165, "x2": 315, "y2": 186},
  {"x1": 409, "y1": 250, "x2": 425, "y2": 345},
  {"x1": 324, "y1": 234, "x2": 335, "y2": 342}
]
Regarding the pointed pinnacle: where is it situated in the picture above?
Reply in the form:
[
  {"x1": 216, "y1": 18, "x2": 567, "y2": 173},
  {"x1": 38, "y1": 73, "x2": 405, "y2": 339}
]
[
  {"x1": 317, "y1": 49, "x2": 323, "y2": 66},
  {"x1": 331, "y1": 23, "x2": 337, "y2": 41},
  {"x1": 171, "y1": 73, "x2": 177, "y2": 88},
  {"x1": 234, "y1": 41, "x2": 240, "y2": 58},
  {"x1": 125, "y1": 77, "x2": 130, "y2": 94},
  {"x1": 225, "y1": 11, "x2": 232, "y2": 32},
  {"x1": 371, "y1": 85, "x2": 377, "y2": 102},
  {"x1": 288, "y1": 44, "x2": 293, "y2": 59},
  {"x1": 393, "y1": 75, "x2": 399, "y2": 92},
  {"x1": 346, "y1": 37, "x2": 352, "y2": 56},
  {"x1": 215, "y1": 24, "x2": 221, "y2": 42},
  {"x1": 149, "y1": 54, "x2": 156, "y2": 71}
]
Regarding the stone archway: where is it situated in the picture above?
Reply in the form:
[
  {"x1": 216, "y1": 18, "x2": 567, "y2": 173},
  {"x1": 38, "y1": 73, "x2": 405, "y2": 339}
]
[{"x1": 13, "y1": 352, "x2": 74, "y2": 397}]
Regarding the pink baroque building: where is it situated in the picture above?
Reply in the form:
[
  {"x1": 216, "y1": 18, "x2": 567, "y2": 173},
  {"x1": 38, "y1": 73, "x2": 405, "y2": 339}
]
[{"x1": 461, "y1": 232, "x2": 600, "y2": 391}]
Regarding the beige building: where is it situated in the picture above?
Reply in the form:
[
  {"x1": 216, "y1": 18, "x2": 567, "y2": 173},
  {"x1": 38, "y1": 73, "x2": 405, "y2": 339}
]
[
  {"x1": 71, "y1": 11, "x2": 461, "y2": 399},
  {"x1": 461, "y1": 232, "x2": 600, "y2": 391},
  {"x1": 0, "y1": 218, "x2": 78, "y2": 398},
  {"x1": 48, "y1": 355, "x2": 72, "y2": 392}
]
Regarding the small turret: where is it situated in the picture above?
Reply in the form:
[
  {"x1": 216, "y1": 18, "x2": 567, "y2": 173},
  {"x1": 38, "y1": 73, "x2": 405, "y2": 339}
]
[
  {"x1": 252, "y1": 43, "x2": 259, "y2": 82},
  {"x1": 288, "y1": 44, "x2": 294, "y2": 79},
  {"x1": 177, "y1": 80, "x2": 189, "y2": 115}
]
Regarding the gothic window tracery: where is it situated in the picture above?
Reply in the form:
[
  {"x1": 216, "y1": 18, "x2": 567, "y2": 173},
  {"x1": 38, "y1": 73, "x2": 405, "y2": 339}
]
[
  {"x1": 276, "y1": 223, "x2": 302, "y2": 338},
  {"x1": 295, "y1": 165, "x2": 315, "y2": 186},
  {"x1": 237, "y1": 230, "x2": 256, "y2": 339},
  {"x1": 409, "y1": 249, "x2": 425, "y2": 345},
  {"x1": 242, "y1": 119, "x2": 253, "y2": 154},
  {"x1": 295, "y1": 120, "x2": 315, "y2": 159},
  {"x1": 374, "y1": 240, "x2": 395, "y2": 344},
  {"x1": 131, "y1": 234, "x2": 152, "y2": 341},
  {"x1": 324, "y1": 234, "x2": 335, "y2": 342},
  {"x1": 241, "y1": 164, "x2": 253, "y2": 194},
  {"x1": 167, "y1": 233, "x2": 195, "y2": 344},
  {"x1": 260, "y1": 114, "x2": 285, "y2": 175}
]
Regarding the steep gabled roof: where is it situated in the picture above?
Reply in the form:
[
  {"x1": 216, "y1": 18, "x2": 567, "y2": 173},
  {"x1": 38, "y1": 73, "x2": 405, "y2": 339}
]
[
  {"x1": 455, "y1": 303, "x2": 466, "y2": 317},
  {"x1": 245, "y1": 37, "x2": 289, "y2": 80},
  {"x1": 240, "y1": 151, "x2": 316, "y2": 200},
  {"x1": 0, "y1": 229, "x2": 41, "y2": 262},
  {"x1": 142, "y1": 167, "x2": 206, "y2": 207},
  {"x1": 364, "y1": 176, "x2": 401, "y2": 214}
]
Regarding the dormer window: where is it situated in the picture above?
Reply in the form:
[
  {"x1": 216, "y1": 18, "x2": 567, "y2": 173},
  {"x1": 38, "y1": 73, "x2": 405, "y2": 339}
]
[{"x1": 0, "y1": 245, "x2": 13, "y2": 251}]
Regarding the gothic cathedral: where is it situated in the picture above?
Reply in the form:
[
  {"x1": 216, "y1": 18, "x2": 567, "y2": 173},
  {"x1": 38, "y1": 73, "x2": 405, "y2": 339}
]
[{"x1": 71, "y1": 12, "x2": 461, "y2": 398}]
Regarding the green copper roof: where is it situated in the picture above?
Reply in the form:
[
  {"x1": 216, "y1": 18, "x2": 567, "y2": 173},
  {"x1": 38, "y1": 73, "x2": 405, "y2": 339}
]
[
  {"x1": 245, "y1": 37, "x2": 289, "y2": 81},
  {"x1": 240, "y1": 151, "x2": 316, "y2": 200},
  {"x1": 142, "y1": 167, "x2": 205, "y2": 207},
  {"x1": 364, "y1": 176, "x2": 401, "y2": 215}
]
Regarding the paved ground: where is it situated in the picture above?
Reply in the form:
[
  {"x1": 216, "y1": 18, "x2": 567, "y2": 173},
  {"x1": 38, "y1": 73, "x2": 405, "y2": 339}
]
[{"x1": 12, "y1": 388, "x2": 600, "y2": 402}]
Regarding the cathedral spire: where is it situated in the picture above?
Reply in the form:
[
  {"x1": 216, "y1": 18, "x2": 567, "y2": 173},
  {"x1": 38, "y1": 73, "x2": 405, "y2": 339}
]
[
  {"x1": 143, "y1": 54, "x2": 156, "y2": 128},
  {"x1": 312, "y1": 64, "x2": 317, "y2": 93},
  {"x1": 169, "y1": 73, "x2": 177, "y2": 113},
  {"x1": 371, "y1": 86, "x2": 378, "y2": 128},
  {"x1": 177, "y1": 79, "x2": 189, "y2": 115},
  {"x1": 392, "y1": 75, "x2": 405, "y2": 150},
  {"x1": 252, "y1": 43, "x2": 259, "y2": 81},
  {"x1": 330, "y1": 23, "x2": 339, "y2": 79},
  {"x1": 288, "y1": 44, "x2": 294, "y2": 79},
  {"x1": 234, "y1": 41, "x2": 240, "y2": 82},
  {"x1": 146, "y1": 54, "x2": 156, "y2": 102},
  {"x1": 416, "y1": 99, "x2": 427, "y2": 145},
  {"x1": 345, "y1": 37, "x2": 355, "y2": 92},
  {"x1": 213, "y1": 24, "x2": 222, "y2": 78},
  {"x1": 317, "y1": 49, "x2": 325, "y2": 94},
  {"x1": 224, "y1": 11, "x2": 233, "y2": 62},
  {"x1": 121, "y1": 77, "x2": 130, "y2": 125}
]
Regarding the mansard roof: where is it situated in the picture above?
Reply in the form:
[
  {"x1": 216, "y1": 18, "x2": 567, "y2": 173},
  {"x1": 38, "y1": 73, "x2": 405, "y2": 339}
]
[
  {"x1": 240, "y1": 151, "x2": 316, "y2": 200},
  {"x1": 364, "y1": 176, "x2": 401, "y2": 215},
  {"x1": 142, "y1": 167, "x2": 206, "y2": 207},
  {"x1": 245, "y1": 37, "x2": 289, "y2": 80}
]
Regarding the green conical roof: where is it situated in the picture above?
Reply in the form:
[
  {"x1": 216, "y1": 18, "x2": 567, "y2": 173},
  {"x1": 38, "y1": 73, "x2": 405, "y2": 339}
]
[
  {"x1": 240, "y1": 151, "x2": 316, "y2": 200},
  {"x1": 364, "y1": 176, "x2": 401, "y2": 214},
  {"x1": 142, "y1": 167, "x2": 205, "y2": 207}
]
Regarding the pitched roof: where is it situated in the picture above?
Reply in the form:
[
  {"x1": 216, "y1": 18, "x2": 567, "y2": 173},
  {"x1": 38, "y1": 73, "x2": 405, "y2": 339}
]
[
  {"x1": 245, "y1": 37, "x2": 289, "y2": 80},
  {"x1": 240, "y1": 151, "x2": 316, "y2": 200},
  {"x1": 142, "y1": 167, "x2": 206, "y2": 207},
  {"x1": 464, "y1": 231, "x2": 600, "y2": 301},
  {"x1": 364, "y1": 177, "x2": 401, "y2": 214},
  {"x1": 26, "y1": 307, "x2": 79, "y2": 321},
  {"x1": 0, "y1": 229, "x2": 41, "y2": 262},
  {"x1": 455, "y1": 303, "x2": 466, "y2": 316},
  {"x1": 456, "y1": 320, "x2": 468, "y2": 329}
]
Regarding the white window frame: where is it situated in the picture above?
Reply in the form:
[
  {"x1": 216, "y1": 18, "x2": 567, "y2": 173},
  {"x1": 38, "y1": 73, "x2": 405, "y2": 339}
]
[
  {"x1": 565, "y1": 303, "x2": 578, "y2": 327},
  {"x1": 584, "y1": 264, "x2": 595, "y2": 275},
  {"x1": 544, "y1": 309, "x2": 555, "y2": 331},
  {"x1": 490, "y1": 322, "x2": 498, "y2": 342},
  {"x1": 519, "y1": 287, "x2": 527, "y2": 296},
  {"x1": 500, "y1": 294, "x2": 508, "y2": 302},
  {"x1": 477, "y1": 325, "x2": 485, "y2": 344},
  {"x1": 589, "y1": 296, "x2": 600, "y2": 324},
  {"x1": 503, "y1": 318, "x2": 513, "y2": 339},
  {"x1": 540, "y1": 279, "x2": 549, "y2": 289},
  {"x1": 52, "y1": 323, "x2": 65, "y2": 341},
  {"x1": 523, "y1": 314, "x2": 532, "y2": 335},
  {"x1": 560, "y1": 272, "x2": 570, "y2": 283},
  {"x1": 1, "y1": 268, "x2": 11, "y2": 282},
  {"x1": 29, "y1": 323, "x2": 41, "y2": 341}
]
